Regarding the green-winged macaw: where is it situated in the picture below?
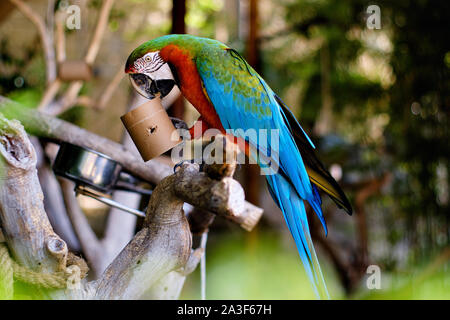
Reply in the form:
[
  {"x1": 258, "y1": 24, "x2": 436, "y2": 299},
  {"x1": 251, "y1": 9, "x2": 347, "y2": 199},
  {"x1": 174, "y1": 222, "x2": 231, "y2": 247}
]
[{"x1": 125, "y1": 34, "x2": 352, "y2": 299}]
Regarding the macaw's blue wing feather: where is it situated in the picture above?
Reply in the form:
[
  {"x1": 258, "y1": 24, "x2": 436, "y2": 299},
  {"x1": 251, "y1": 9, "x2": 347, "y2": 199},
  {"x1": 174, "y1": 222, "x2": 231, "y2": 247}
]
[
  {"x1": 266, "y1": 174, "x2": 329, "y2": 299},
  {"x1": 196, "y1": 45, "x2": 329, "y2": 298}
]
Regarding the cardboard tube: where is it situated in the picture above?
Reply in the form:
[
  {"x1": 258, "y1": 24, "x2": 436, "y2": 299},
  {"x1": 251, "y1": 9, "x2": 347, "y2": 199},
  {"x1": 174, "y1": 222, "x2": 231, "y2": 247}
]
[{"x1": 121, "y1": 98, "x2": 182, "y2": 161}]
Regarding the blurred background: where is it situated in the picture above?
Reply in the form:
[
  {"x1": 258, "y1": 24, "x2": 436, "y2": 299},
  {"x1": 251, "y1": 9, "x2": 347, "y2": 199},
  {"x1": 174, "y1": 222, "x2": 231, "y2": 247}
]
[{"x1": 0, "y1": 0, "x2": 448, "y2": 299}]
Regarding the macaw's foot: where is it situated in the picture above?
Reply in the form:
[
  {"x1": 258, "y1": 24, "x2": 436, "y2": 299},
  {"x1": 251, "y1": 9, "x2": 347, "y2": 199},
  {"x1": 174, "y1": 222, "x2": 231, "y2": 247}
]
[
  {"x1": 170, "y1": 117, "x2": 188, "y2": 130},
  {"x1": 173, "y1": 159, "x2": 206, "y2": 173},
  {"x1": 173, "y1": 159, "x2": 197, "y2": 173}
]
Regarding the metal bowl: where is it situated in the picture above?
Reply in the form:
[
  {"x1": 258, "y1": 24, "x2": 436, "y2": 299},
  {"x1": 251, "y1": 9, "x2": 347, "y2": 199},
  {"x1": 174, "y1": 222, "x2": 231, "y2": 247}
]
[{"x1": 53, "y1": 142, "x2": 122, "y2": 193}]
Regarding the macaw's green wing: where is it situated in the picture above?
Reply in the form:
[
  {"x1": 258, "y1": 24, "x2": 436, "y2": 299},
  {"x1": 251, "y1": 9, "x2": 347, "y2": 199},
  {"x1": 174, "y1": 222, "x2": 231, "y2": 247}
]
[
  {"x1": 196, "y1": 46, "x2": 315, "y2": 200},
  {"x1": 274, "y1": 95, "x2": 353, "y2": 215}
]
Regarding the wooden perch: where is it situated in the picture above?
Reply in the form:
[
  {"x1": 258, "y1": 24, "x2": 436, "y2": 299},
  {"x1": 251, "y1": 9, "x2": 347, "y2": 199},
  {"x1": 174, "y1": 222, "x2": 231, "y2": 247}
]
[
  {"x1": 94, "y1": 150, "x2": 254, "y2": 299},
  {"x1": 0, "y1": 115, "x2": 67, "y2": 274},
  {"x1": 95, "y1": 170, "x2": 193, "y2": 299},
  {"x1": 174, "y1": 163, "x2": 262, "y2": 231},
  {"x1": 96, "y1": 160, "x2": 247, "y2": 299},
  {"x1": 0, "y1": 110, "x2": 263, "y2": 299},
  {"x1": 0, "y1": 115, "x2": 88, "y2": 299}
]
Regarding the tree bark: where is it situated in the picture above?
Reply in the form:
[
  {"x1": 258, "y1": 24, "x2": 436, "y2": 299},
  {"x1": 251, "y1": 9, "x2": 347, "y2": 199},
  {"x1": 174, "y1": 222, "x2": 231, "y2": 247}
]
[{"x1": 0, "y1": 115, "x2": 73, "y2": 299}]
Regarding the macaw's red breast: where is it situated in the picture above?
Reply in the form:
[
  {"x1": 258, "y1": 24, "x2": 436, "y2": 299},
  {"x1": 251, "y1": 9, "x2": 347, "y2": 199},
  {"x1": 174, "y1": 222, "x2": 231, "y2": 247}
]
[
  {"x1": 159, "y1": 44, "x2": 224, "y2": 134},
  {"x1": 160, "y1": 44, "x2": 252, "y2": 159}
]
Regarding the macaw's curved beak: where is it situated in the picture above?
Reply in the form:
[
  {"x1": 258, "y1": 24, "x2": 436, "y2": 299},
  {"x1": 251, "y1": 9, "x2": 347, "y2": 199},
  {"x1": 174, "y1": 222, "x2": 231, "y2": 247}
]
[
  {"x1": 129, "y1": 73, "x2": 176, "y2": 100},
  {"x1": 129, "y1": 73, "x2": 156, "y2": 99}
]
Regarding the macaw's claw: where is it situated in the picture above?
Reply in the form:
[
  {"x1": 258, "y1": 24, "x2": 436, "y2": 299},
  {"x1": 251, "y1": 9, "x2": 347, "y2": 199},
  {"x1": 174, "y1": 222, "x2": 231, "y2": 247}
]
[
  {"x1": 173, "y1": 159, "x2": 206, "y2": 173},
  {"x1": 173, "y1": 159, "x2": 196, "y2": 173},
  {"x1": 170, "y1": 117, "x2": 189, "y2": 130}
]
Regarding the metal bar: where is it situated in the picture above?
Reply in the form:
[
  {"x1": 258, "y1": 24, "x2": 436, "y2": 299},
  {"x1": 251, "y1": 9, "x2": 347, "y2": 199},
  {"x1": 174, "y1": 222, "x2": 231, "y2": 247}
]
[{"x1": 76, "y1": 187, "x2": 146, "y2": 218}]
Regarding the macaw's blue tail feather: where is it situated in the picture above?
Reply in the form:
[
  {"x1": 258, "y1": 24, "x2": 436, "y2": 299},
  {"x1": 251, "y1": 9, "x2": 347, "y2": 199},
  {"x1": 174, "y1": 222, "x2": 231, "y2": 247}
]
[
  {"x1": 266, "y1": 174, "x2": 330, "y2": 299},
  {"x1": 308, "y1": 184, "x2": 328, "y2": 236}
]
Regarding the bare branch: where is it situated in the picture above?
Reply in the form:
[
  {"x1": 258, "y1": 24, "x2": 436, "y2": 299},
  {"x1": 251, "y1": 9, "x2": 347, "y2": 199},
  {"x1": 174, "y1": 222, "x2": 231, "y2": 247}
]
[
  {"x1": 0, "y1": 115, "x2": 93, "y2": 299},
  {"x1": 71, "y1": 68, "x2": 125, "y2": 111},
  {"x1": 38, "y1": 79, "x2": 61, "y2": 111},
  {"x1": 38, "y1": 0, "x2": 115, "y2": 115},
  {"x1": 53, "y1": 81, "x2": 83, "y2": 115},
  {"x1": 38, "y1": 163, "x2": 81, "y2": 252},
  {"x1": 59, "y1": 179, "x2": 104, "y2": 278},
  {"x1": 84, "y1": 0, "x2": 115, "y2": 65},
  {"x1": 9, "y1": 0, "x2": 56, "y2": 84},
  {"x1": 0, "y1": 115, "x2": 65, "y2": 273},
  {"x1": 55, "y1": 10, "x2": 67, "y2": 63},
  {"x1": 96, "y1": 68, "x2": 124, "y2": 110}
]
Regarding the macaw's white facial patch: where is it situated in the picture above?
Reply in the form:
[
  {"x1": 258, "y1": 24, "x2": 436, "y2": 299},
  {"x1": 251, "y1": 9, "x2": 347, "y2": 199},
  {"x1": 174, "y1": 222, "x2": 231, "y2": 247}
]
[
  {"x1": 133, "y1": 51, "x2": 174, "y2": 82},
  {"x1": 151, "y1": 62, "x2": 174, "y2": 82}
]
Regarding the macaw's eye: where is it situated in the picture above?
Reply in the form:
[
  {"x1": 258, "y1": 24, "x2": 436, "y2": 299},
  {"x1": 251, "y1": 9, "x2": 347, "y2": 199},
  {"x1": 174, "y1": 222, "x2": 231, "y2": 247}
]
[
  {"x1": 145, "y1": 55, "x2": 152, "y2": 62},
  {"x1": 135, "y1": 78, "x2": 144, "y2": 86}
]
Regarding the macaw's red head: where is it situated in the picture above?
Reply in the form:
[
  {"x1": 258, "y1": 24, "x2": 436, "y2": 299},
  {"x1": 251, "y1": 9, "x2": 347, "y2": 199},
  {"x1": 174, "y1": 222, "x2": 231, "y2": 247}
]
[{"x1": 125, "y1": 41, "x2": 177, "y2": 100}]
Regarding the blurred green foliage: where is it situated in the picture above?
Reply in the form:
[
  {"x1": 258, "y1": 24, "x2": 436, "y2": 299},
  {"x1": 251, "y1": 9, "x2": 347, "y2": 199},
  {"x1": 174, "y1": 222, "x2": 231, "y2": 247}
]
[
  {"x1": 181, "y1": 232, "x2": 343, "y2": 299},
  {"x1": 181, "y1": 233, "x2": 449, "y2": 299}
]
